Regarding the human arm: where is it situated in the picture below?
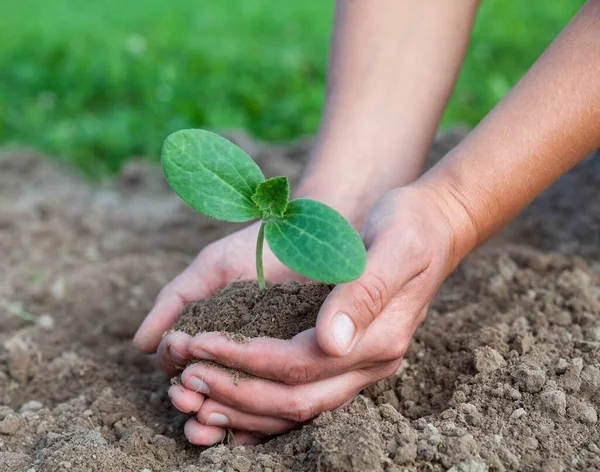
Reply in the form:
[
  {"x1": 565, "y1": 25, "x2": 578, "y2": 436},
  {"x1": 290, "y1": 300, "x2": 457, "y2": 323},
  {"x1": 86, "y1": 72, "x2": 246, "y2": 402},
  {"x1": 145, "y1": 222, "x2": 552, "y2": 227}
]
[
  {"x1": 422, "y1": 0, "x2": 600, "y2": 261},
  {"x1": 296, "y1": 0, "x2": 480, "y2": 223}
]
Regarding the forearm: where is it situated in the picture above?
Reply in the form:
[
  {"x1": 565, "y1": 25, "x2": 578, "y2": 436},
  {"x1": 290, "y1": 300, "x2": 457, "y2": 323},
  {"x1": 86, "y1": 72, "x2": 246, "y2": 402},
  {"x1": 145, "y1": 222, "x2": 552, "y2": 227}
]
[
  {"x1": 297, "y1": 0, "x2": 480, "y2": 223},
  {"x1": 421, "y1": 0, "x2": 600, "y2": 265}
]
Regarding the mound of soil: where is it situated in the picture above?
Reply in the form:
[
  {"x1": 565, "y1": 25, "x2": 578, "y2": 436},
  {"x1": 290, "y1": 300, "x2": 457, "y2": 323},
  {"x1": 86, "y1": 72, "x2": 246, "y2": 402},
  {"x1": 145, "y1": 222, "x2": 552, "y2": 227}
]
[
  {"x1": 0, "y1": 131, "x2": 599, "y2": 471},
  {"x1": 174, "y1": 281, "x2": 332, "y2": 341}
]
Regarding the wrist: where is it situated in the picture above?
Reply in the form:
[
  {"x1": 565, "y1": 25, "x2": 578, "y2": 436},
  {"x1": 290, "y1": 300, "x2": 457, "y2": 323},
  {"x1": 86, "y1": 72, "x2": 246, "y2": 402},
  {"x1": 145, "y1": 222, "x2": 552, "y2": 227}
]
[
  {"x1": 294, "y1": 145, "x2": 426, "y2": 229},
  {"x1": 292, "y1": 180, "x2": 370, "y2": 229},
  {"x1": 410, "y1": 171, "x2": 480, "y2": 274}
]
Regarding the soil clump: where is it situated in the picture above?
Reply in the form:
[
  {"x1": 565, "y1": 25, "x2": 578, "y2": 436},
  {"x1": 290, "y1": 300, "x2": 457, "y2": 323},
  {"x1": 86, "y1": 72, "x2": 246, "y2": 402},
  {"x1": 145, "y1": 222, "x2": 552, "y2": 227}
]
[{"x1": 174, "y1": 281, "x2": 332, "y2": 341}]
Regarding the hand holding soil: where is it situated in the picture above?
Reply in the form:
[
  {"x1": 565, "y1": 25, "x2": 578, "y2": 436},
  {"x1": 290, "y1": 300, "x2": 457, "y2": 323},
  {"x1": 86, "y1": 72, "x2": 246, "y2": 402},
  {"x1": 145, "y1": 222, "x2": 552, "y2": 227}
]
[{"x1": 136, "y1": 186, "x2": 465, "y2": 445}]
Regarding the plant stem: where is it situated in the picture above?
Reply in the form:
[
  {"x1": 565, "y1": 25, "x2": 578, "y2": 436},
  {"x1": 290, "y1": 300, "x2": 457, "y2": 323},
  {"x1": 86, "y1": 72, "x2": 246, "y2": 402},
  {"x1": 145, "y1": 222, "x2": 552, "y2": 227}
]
[{"x1": 256, "y1": 221, "x2": 266, "y2": 291}]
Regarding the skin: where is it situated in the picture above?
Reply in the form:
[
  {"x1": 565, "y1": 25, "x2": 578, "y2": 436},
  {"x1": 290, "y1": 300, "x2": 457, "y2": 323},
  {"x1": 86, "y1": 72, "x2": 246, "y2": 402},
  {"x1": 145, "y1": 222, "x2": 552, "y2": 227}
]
[{"x1": 134, "y1": 0, "x2": 600, "y2": 446}]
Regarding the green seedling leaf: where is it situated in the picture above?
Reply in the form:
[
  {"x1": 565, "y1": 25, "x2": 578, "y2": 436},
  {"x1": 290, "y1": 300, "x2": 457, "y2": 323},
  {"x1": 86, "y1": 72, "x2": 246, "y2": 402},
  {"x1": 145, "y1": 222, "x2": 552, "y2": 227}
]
[
  {"x1": 161, "y1": 129, "x2": 367, "y2": 289},
  {"x1": 252, "y1": 176, "x2": 290, "y2": 219},
  {"x1": 162, "y1": 129, "x2": 265, "y2": 222},
  {"x1": 265, "y1": 199, "x2": 366, "y2": 283},
  {"x1": 4, "y1": 301, "x2": 38, "y2": 323}
]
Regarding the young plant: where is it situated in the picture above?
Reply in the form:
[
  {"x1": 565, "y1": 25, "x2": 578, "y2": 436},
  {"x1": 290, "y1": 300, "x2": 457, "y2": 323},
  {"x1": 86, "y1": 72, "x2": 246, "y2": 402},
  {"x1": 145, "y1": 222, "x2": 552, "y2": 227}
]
[{"x1": 162, "y1": 129, "x2": 366, "y2": 290}]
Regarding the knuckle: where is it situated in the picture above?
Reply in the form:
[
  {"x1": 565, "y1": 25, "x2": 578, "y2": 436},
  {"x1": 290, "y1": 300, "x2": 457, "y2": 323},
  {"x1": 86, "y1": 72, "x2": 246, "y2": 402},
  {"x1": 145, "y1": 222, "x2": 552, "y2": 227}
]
[
  {"x1": 402, "y1": 226, "x2": 431, "y2": 264},
  {"x1": 193, "y1": 245, "x2": 216, "y2": 268},
  {"x1": 351, "y1": 273, "x2": 389, "y2": 322},
  {"x1": 156, "y1": 281, "x2": 174, "y2": 302},
  {"x1": 387, "y1": 338, "x2": 410, "y2": 362},
  {"x1": 283, "y1": 399, "x2": 317, "y2": 423},
  {"x1": 157, "y1": 273, "x2": 188, "y2": 304},
  {"x1": 392, "y1": 338, "x2": 410, "y2": 360},
  {"x1": 381, "y1": 359, "x2": 403, "y2": 378},
  {"x1": 373, "y1": 333, "x2": 410, "y2": 363},
  {"x1": 278, "y1": 358, "x2": 312, "y2": 385}
]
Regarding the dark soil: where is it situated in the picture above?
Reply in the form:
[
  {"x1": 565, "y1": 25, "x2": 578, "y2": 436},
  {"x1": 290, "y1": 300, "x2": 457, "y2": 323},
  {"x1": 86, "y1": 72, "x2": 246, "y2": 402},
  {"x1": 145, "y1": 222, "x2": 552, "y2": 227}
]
[
  {"x1": 174, "y1": 281, "x2": 332, "y2": 341},
  {"x1": 1, "y1": 130, "x2": 599, "y2": 471}
]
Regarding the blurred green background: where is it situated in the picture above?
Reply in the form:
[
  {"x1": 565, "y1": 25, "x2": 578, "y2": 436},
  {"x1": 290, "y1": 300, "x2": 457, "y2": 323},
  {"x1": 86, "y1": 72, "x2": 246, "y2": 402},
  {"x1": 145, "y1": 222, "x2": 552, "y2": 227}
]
[{"x1": 0, "y1": 0, "x2": 584, "y2": 176}]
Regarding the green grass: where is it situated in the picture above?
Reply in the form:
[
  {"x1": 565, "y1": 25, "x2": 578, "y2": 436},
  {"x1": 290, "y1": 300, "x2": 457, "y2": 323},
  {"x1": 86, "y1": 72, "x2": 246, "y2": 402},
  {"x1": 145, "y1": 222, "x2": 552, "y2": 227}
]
[{"x1": 0, "y1": 0, "x2": 584, "y2": 176}]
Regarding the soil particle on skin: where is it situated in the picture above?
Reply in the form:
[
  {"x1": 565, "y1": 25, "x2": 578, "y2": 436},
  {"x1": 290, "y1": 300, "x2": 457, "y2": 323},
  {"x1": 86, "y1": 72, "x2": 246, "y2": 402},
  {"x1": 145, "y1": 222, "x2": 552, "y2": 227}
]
[{"x1": 0, "y1": 136, "x2": 599, "y2": 471}]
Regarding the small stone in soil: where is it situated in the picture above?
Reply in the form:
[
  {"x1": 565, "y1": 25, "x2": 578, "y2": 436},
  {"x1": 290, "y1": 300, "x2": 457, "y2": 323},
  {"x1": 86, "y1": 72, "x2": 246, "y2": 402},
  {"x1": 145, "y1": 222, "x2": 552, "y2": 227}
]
[
  {"x1": 569, "y1": 400, "x2": 598, "y2": 425},
  {"x1": 19, "y1": 400, "x2": 43, "y2": 412},
  {"x1": 581, "y1": 366, "x2": 600, "y2": 397},
  {"x1": 555, "y1": 358, "x2": 570, "y2": 375},
  {"x1": 587, "y1": 327, "x2": 600, "y2": 342},
  {"x1": 549, "y1": 311, "x2": 572, "y2": 326},
  {"x1": 562, "y1": 358, "x2": 583, "y2": 393},
  {"x1": 574, "y1": 340, "x2": 600, "y2": 351},
  {"x1": 458, "y1": 403, "x2": 482, "y2": 426},
  {"x1": 8, "y1": 349, "x2": 31, "y2": 385},
  {"x1": 447, "y1": 461, "x2": 489, "y2": 472},
  {"x1": 0, "y1": 414, "x2": 22, "y2": 435},
  {"x1": 474, "y1": 347, "x2": 507, "y2": 374},
  {"x1": 504, "y1": 385, "x2": 522, "y2": 401},
  {"x1": 513, "y1": 362, "x2": 546, "y2": 393},
  {"x1": 510, "y1": 333, "x2": 534, "y2": 355},
  {"x1": 539, "y1": 390, "x2": 567, "y2": 417},
  {"x1": 376, "y1": 390, "x2": 400, "y2": 410},
  {"x1": 510, "y1": 408, "x2": 527, "y2": 422},
  {"x1": 37, "y1": 314, "x2": 55, "y2": 330}
]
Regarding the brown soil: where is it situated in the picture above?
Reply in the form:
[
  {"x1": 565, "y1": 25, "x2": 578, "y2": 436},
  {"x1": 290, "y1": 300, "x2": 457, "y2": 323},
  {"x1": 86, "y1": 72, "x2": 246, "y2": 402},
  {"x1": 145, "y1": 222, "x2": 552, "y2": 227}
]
[
  {"x1": 175, "y1": 281, "x2": 332, "y2": 341},
  {"x1": 1, "y1": 130, "x2": 599, "y2": 472}
]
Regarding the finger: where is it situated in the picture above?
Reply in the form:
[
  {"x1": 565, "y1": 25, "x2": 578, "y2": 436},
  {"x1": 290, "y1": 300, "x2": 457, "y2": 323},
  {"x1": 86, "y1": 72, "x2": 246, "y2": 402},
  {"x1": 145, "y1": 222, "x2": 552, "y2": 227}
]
[
  {"x1": 184, "y1": 418, "x2": 226, "y2": 446},
  {"x1": 197, "y1": 398, "x2": 299, "y2": 435},
  {"x1": 228, "y1": 431, "x2": 265, "y2": 446},
  {"x1": 180, "y1": 362, "x2": 369, "y2": 422},
  {"x1": 168, "y1": 384, "x2": 205, "y2": 414},
  {"x1": 190, "y1": 329, "x2": 367, "y2": 385},
  {"x1": 315, "y1": 228, "x2": 429, "y2": 357},
  {"x1": 189, "y1": 308, "x2": 419, "y2": 385},
  {"x1": 156, "y1": 331, "x2": 193, "y2": 376},
  {"x1": 133, "y1": 253, "x2": 225, "y2": 353}
]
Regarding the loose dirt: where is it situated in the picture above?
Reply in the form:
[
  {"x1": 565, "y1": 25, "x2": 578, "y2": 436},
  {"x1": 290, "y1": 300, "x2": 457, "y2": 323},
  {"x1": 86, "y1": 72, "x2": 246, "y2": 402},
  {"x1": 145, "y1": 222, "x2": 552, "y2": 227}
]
[
  {"x1": 175, "y1": 281, "x2": 332, "y2": 341},
  {"x1": 0, "y1": 131, "x2": 599, "y2": 471}
]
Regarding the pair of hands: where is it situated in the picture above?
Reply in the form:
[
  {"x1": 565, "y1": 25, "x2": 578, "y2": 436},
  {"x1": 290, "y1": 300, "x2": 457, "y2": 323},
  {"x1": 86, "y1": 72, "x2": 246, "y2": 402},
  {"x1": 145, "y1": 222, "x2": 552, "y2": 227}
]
[{"x1": 133, "y1": 186, "x2": 466, "y2": 445}]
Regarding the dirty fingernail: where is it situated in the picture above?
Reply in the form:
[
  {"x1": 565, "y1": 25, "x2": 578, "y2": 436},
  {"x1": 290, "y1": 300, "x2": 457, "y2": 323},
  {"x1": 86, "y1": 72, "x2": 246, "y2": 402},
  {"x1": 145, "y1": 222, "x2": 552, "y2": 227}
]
[
  {"x1": 192, "y1": 349, "x2": 215, "y2": 361},
  {"x1": 187, "y1": 376, "x2": 210, "y2": 395},
  {"x1": 206, "y1": 413, "x2": 229, "y2": 426},
  {"x1": 331, "y1": 312, "x2": 355, "y2": 354},
  {"x1": 168, "y1": 345, "x2": 187, "y2": 365}
]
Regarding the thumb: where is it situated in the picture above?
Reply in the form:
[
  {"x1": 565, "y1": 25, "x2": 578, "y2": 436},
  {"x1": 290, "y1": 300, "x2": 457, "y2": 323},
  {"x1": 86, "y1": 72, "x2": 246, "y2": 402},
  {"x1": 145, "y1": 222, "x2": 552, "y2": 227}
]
[{"x1": 315, "y1": 234, "x2": 423, "y2": 357}]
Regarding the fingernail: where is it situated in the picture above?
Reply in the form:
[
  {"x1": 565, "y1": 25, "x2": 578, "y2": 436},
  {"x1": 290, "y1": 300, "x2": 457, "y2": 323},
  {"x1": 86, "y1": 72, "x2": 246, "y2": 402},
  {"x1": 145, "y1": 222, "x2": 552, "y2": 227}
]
[
  {"x1": 206, "y1": 413, "x2": 229, "y2": 426},
  {"x1": 187, "y1": 376, "x2": 210, "y2": 395},
  {"x1": 331, "y1": 312, "x2": 355, "y2": 354},
  {"x1": 168, "y1": 386, "x2": 194, "y2": 414},
  {"x1": 168, "y1": 345, "x2": 187, "y2": 365},
  {"x1": 192, "y1": 349, "x2": 215, "y2": 361}
]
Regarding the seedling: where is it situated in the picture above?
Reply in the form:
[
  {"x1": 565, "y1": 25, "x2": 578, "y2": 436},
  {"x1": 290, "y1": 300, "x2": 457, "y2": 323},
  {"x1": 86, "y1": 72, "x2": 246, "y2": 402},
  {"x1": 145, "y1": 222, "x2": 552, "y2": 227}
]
[
  {"x1": 3, "y1": 301, "x2": 38, "y2": 323},
  {"x1": 162, "y1": 129, "x2": 366, "y2": 290}
]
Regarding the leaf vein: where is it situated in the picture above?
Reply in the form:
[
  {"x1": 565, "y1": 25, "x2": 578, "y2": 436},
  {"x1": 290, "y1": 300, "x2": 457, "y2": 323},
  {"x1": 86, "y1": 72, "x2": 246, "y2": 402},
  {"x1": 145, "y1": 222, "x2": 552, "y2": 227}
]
[
  {"x1": 280, "y1": 219, "x2": 351, "y2": 267},
  {"x1": 168, "y1": 147, "x2": 254, "y2": 205}
]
